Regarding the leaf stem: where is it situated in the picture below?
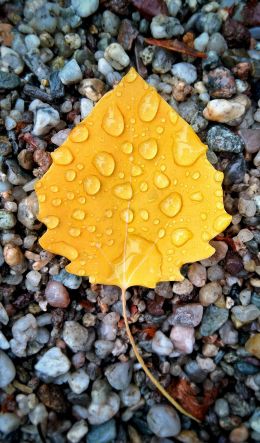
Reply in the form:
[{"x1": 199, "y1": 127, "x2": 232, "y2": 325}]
[{"x1": 121, "y1": 287, "x2": 200, "y2": 423}]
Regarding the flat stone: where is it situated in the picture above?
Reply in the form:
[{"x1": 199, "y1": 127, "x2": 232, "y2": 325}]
[
  {"x1": 87, "y1": 419, "x2": 116, "y2": 443},
  {"x1": 170, "y1": 325, "x2": 195, "y2": 354},
  {"x1": 0, "y1": 350, "x2": 16, "y2": 388},
  {"x1": 35, "y1": 347, "x2": 71, "y2": 377},
  {"x1": 63, "y1": 321, "x2": 89, "y2": 353},
  {"x1": 200, "y1": 305, "x2": 229, "y2": 336},
  {"x1": 147, "y1": 404, "x2": 181, "y2": 437},
  {"x1": 207, "y1": 125, "x2": 244, "y2": 153},
  {"x1": 0, "y1": 70, "x2": 20, "y2": 89},
  {"x1": 105, "y1": 361, "x2": 132, "y2": 390}
]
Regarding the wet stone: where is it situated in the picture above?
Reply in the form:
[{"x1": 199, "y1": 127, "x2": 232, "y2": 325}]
[
  {"x1": 63, "y1": 321, "x2": 90, "y2": 353},
  {"x1": 35, "y1": 347, "x2": 71, "y2": 378},
  {"x1": 168, "y1": 304, "x2": 203, "y2": 327},
  {"x1": 0, "y1": 210, "x2": 16, "y2": 230},
  {"x1": 147, "y1": 404, "x2": 181, "y2": 438},
  {"x1": 105, "y1": 361, "x2": 132, "y2": 390},
  {"x1": 0, "y1": 70, "x2": 20, "y2": 89},
  {"x1": 200, "y1": 305, "x2": 229, "y2": 336},
  {"x1": 204, "y1": 67, "x2": 236, "y2": 99},
  {"x1": 117, "y1": 19, "x2": 138, "y2": 51},
  {"x1": 171, "y1": 62, "x2": 197, "y2": 85},
  {"x1": 59, "y1": 59, "x2": 83, "y2": 85},
  {"x1": 207, "y1": 126, "x2": 244, "y2": 153},
  {"x1": 150, "y1": 15, "x2": 184, "y2": 39},
  {"x1": 87, "y1": 419, "x2": 116, "y2": 443},
  {"x1": 0, "y1": 350, "x2": 16, "y2": 388},
  {"x1": 224, "y1": 156, "x2": 246, "y2": 186}
]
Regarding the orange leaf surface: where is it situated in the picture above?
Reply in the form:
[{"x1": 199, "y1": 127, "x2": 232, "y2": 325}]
[{"x1": 35, "y1": 68, "x2": 231, "y2": 421}]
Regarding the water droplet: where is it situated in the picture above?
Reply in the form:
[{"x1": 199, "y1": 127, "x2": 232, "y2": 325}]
[
  {"x1": 153, "y1": 171, "x2": 170, "y2": 189},
  {"x1": 77, "y1": 163, "x2": 84, "y2": 170},
  {"x1": 105, "y1": 209, "x2": 113, "y2": 218},
  {"x1": 139, "y1": 90, "x2": 159, "y2": 122},
  {"x1": 153, "y1": 218, "x2": 160, "y2": 225},
  {"x1": 171, "y1": 228, "x2": 192, "y2": 247},
  {"x1": 121, "y1": 141, "x2": 133, "y2": 154},
  {"x1": 93, "y1": 152, "x2": 115, "y2": 176},
  {"x1": 215, "y1": 171, "x2": 223, "y2": 182},
  {"x1": 213, "y1": 214, "x2": 232, "y2": 232},
  {"x1": 67, "y1": 192, "x2": 75, "y2": 200},
  {"x1": 215, "y1": 189, "x2": 223, "y2": 197},
  {"x1": 105, "y1": 228, "x2": 113, "y2": 235},
  {"x1": 202, "y1": 231, "x2": 211, "y2": 241},
  {"x1": 192, "y1": 172, "x2": 200, "y2": 180},
  {"x1": 118, "y1": 172, "x2": 124, "y2": 179},
  {"x1": 52, "y1": 198, "x2": 62, "y2": 207},
  {"x1": 106, "y1": 239, "x2": 114, "y2": 246},
  {"x1": 121, "y1": 208, "x2": 134, "y2": 223},
  {"x1": 173, "y1": 141, "x2": 206, "y2": 166},
  {"x1": 113, "y1": 182, "x2": 133, "y2": 200},
  {"x1": 140, "y1": 181, "x2": 148, "y2": 192},
  {"x1": 190, "y1": 192, "x2": 203, "y2": 202},
  {"x1": 78, "y1": 196, "x2": 86, "y2": 204},
  {"x1": 140, "y1": 210, "x2": 149, "y2": 221},
  {"x1": 102, "y1": 103, "x2": 124, "y2": 137},
  {"x1": 51, "y1": 242, "x2": 78, "y2": 260},
  {"x1": 139, "y1": 138, "x2": 158, "y2": 160},
  {"x1": 42, "y1": 216, "x2": 59, "y2": 229},
  {"x1": 84, "y1": 175, "x2": 101, "y2": 195},
  {"x1": 158, "y1": 228, "x2": 165, "y2": 238},
  {"x1": 128, "y1": 227, "x2": 134, "y2": 233},
  {"x1": 160, "y1": 164, "x2": 166, "y2": 172},
  {"x1": 65, "y1": 169, "x2": 76, "y2": 181},
  {"x1": 69, "y1": 227, "x2": 81, "y2": 237},
  {"x1": 87, "y1": 225, "x2": 96, "y2": 233},
  {"x1": 78, "y1": 269, "x2": 86, "y2": 276},
  {"x1": 160, "y1": 192, "x2": 182, "y2": 217},
  {"x1": 72, "y1": 209, "x2": 85, "y2": 220},
  {"x1": 156, "y1": 126, "x2": 164, "y2": 134},
  {"x1": 35, "y1": 181, "x2": 42, "y2": 189},
  {"x1": 173, "y1": 179, "x2": 178, "y2": 185},
  {"x1": 130, "y1": 165, "x2": 141, "y2": 177},
  {"x1": 125, "y1": 68, "x2": 137, "y2": 83},
  {"x1": 38, "y1": 194, "x2": 46, "y2": 203},
  {"x1": 70, "y1": 125, "x2": 89, "y2": 143},
  {"x1": 169, "y1": 110, "x2": 178, "y2": 124},
  {"x1": 50, "y1": 185, "x2": 58, "y2": 193},
  {"x1": 51, "y1": 147, "x2": 74, "y2": 165},
  {"x1": 130, "y1": 118, "x2": 136, "y2": 124},
  {"x1": 216, "y1": 202, "x2": 224, "y2": 210},
  {"x1": 201, "y1": 213, "x2": 207, "y2": 220}
]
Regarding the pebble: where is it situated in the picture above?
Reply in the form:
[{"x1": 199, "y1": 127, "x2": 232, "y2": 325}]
[
  {"x1": 200, "y1": 306, "x2": 229, "y2": 336},
  {"x1": 6, "y1": 159, "x2": 31, "y2": 185},
  {"x1": 238, "y1": 197, "x2": 256, "y2": 217},
  {"x1": 208, "y1": 264, "x2": 224, "y2": 281},
  {"x1": 199, "y1": 282, "x2": 222, "y2": 306},
  {"x1": 98, "y1": 57, "x2": 113, "y2": 77},
  {"x1": 204, "y1": 67, "x2": 236, "y2": 98},
  {"x1": 214, "y1": 398, "x2": 230, "y2": 418},
  {"x1": 45, "y1": 281, "x2": 70, "y2": 308},
  {"x1": 68, "y1": 369, "x2": 90, "y2": 394},
  {"x1": 203, "y1": 97, "x2": 248, "y2": 124},
  {"x1": 87, "y1": 419, "x2": 116, "y2": 443},
  {"x1": 172, "y1": 278, "x2": 193, "y2": 295},
  {"x1": 87, "y1": 379, "x2": 120, "y2": 425},
  {"x1": 4, "y1": 243, "x2": 23, "y2": 267},
  {"x1": 78, "y1": 78, "x2": 105, "y2": 101},
  {"x1": 99, "y1": 312, "x2": 119, "y2": 341},
  {"x1": 232, "y1": 304, "x2": 260, "y2": 324},
  {"x1": 67, "y1": 420, "x2": 89, "y2": 443},
  {"x1": 63, "y1": 321, "x2": 90, "y2": 353},
  {"x1": 71, "y1": 0, "x2": 99, "y2": 18},
  {"x1": 152, "y1": 330, "x2": 174, "y2": 356},
  {"x1": 229, "y1": 425, "x2": 249, "y2": 443},
  {"x1": 102, "y1": 10, "x2": 120, "y2": 36},
  {"x1": 51, "y1": 129, "x2": 71, "y2": 146},
  {"x1": 224, "y1": 156, "x2": 246, "y2": 186},
  {"x1": 188, "y1": 263, "x2": 207, "y2": 287},
  {"x1": 59, "y1": 59, "x2": 83, "y2": 85},
  {"x1": 53, "y1": 269, "x2": 82, "y2": 289},
  {"x1": 0, "y1": 350, "x2": 16, "y2": 387},
  {"x1": 239, "y1": 129, "x2": 260, "y2": 153},
  {"x1": 150, "y1": 15, "x2": 184, "y2": 39},
  {"x1": 171, "y1": 62, "x2": 197, "y2": 84},
  {"x1": 104, "y1": 43, "x2": 130, "y2": 70},
  {"x1": 168, "y1": 304, "x2": 203, "y2": 327},
  {"x1": 29, "y1": 403, "x2": 48, "y2": 426},
  {"x1": 35, "y1": 347, "x2": 71, "y2": 378},
  {"x1": 170, "y1": 325, "x2": 195, "y2": 354},
  {"x1": 17, "y1": 192, "x2": 38, "y2": 230},
  {"x1": 207, "y1": 125, "x2": 244, "y2": 153},
  {"x1": 0, "y1": 331, "x2": 9, "y2": 350},
  {"x1": 207, "y1": 32, "x2": 228, "y2": 55},
  {"x1": 0, "y1": 303, "x2": 9, "y2": 325},
  {"x1": 196, "y1": 12, "x2": 222, "y2": 34},
  {"x1": 0, "y1": 70, "x2": 20, "y2": 89},
  {"x1": 80, "y1": 98, "x2": 94, "y2": 119},
  {"x1": 194, "y1": 32, "x2": 209, "y2": 52},
  {"x1": 245, "y1": 334, "x2": 260, "y2": 359},
  {"x1": 29, "y1": 99, "x2": 60, "y2": 136},
  {"x1": 12, "y1": 313, "x2": 37, "y2": 344},
  {"x1": 105, "y1": 361, "x2": 132, "y2": 390},
  {"x1": 0, "y1": 210, "x2": 16, "y2": 230},
  {"x1": 0, "y1": 413, "x2": 20, "y2": 434},
  {"x1": 219, "y1": 320, "x2": 238, "y2": 345},
  {"x1": 147, "y1": 404, "x2": 181, "y2": 437},
  {"x1": 120, "y1": 384, "x2": 141, "y2": 407},
  {"x1": 250, "y1": 408, "x2": 260, "y2": 433},
  {"x1": 197, "y1": 356, "x2": 216, "y2": 373},
  {"x1": 201, "y1": 241, "x2": 228, "y2": 267}
]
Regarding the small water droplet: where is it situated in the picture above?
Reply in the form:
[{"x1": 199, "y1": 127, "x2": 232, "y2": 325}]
[
  {"x1": 121, "y1": 141, "x2": 133, "y2": 154},
  {"x1": 202, "y1": 231, "x2": 211, "y2": 241},
  {"x1": 156, "y1": 126, "x2": 164, "y2": 134},
  {"x1": 35, "y1": 181, "x2": 42, "y2": 189},
  {"x1": 169, "y1": 110, "x2": 178, "y2": 124},
  {"x1": 215, "y1": 171, "x2": 223, "y2": 182},
  {"x1": 87, "y1": 225, "x2": 96, "y2": 233},
  {"x1": 105, "y1": 228, "x2": 113, "y2": 235},
  {"x1": 125, "y1": 68, "x2": 137, "y2": 83},
  {"x1": 106, "y1": 239, "x2": 114, "y2": 246},
  {"x1": 69, "y1": 227, "x2": 81, "y2": 237},
  {"x1": 113, "y1": 182, "x2": 133, "y2": 200},
  {"x1": 128, "y1": 227, "x2": 135, "y2": 233},
  {"x1": 215, "y1": 189, "x2": 223, "y2": 197},
  {"x1": 52, "y1": 198, "x2": 62, "y2": 207},
  {"x1": 121, "y1": 208, "x2": 134, "y2": 223},
  {"x1": 78, "y1": 196, "x2": 86, "y2": 204},
  {"x1": 72, "y1": 209, "x2": 85, "y2": 220},
  {"x1": 153, "y1": 171, "x2": 170, "y2": 189},
  {"x1": 50, "y1": 185, "x2": 58, "y2": 192},
  {"x1": 160, "y1": 164, "x2": 166, "y2": 172},
  {"x1": 139, "y1": 90, "x2": 159, "y2": 122},
  {"x1": 65, "y1": 169, "x2": 76, "y2": 181},
  {"x1": 67, "y1": 192, "x2": 75, "y2": 200},
  {"x1": 171, "y1": 228, "x2": 192, "y2": 247},
  {"x1": 93, "y1": 152, "x2": 115, "y2": 176},
  {"x1": 140, "y1": 181, "x2": 148, "y2": 192},
  {"x1": 213, "y1": 214, "x2": 232, "y2": 232},
  {"x1": 192, "y1": 172, "x2": 200, "y2": 180},
  {"x1": 158, "y1": 228, "x2": 165, "y2": 238},
  {"x1": 42, "y1": 216, "x2": 59, "y2": 229},
  {"x1": 51, "y1": 147, "x2": 74, "y2": 165},
  {"x1": 118, "y1": 172, "x2": 125, "y2": 179},
  {"x1": 105, "y1": 209, "x2": 113, "y2": 218},
  {"x1": 77, "y1": 163, "x2": 84, "y2": 170},
  {"x1": 201, "y1": 212, "x2": 207, "y2": 220},
  {"x1": 190, "y1": 192, "x2": 203, "y2": 202},
  {"x1": 38, "y1": 194, "x2": 46, "y2": 202},
  {"x1": 160, "y1": 192, "x2": 182, "y2": 218},
  {"x1": 131, "y1": 165, "x2": 142, "y2": 176},
  {"x1": 70, "y1": 125, "x2": 89, "y2": 143},
  {"x1": 84, "y1": 175, "x2": 101, "y2": 195},
  {"x1": 130, "y1": 118, "x2": 136, "y2": 124},
  {"x1": 153, "y1": 218, "x2": 160, "y2": 225},
  {"x1": 140, "y1": 210, "x2": 149, "y2": 221},
  {"x1": 139, "y1": 138, "x2": 158, "y2": 160},
  {"x1": 102, "y1": 103, "x2": 124, "y2": 137}
]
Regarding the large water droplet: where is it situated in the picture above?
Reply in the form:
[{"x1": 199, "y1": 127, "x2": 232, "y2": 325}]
[
  {"x1": 171, "y1": 228, "x2": 192, "y2": 246},
  {"x1": 51, "y1": 242, "x2": 78, "y2": 260},
  {"x1": 87, "y1": 225, "x2": 96, "y2": 233},
  {"x1": 65, "y1": 169, "x2": 76, "y2": 182},
  {"x1": 213, "y1": 214, "x2": 232, "y2": 232},
  {"x1": 192, "y1": 172, "x2": 200, "y2": 180},
  {"x1": 140, "y1": 181, "x2": 148, "y2": 192},
  {"x1": 51, "y1": 147, "x2": 73, "y2": 165},
  {"x1": 113, "y1": 182, "x2": 133, "y2": 200},
  {"x1": 131, "y1": 165, "x2": 142, "y2": 176},
  {"x1": 67, "y1": 192, "x2": 75, "y2": 200},
  {"x1": 69, "y1": 227, "x2": 81, "y2": 237},
  {"x1": 158, "y1": 228, "x2": 165, "y2": 238},
  {"x1": 190, "y1": 192, "x2": 203, "y2": 202},
  {"x1": 121, "y1": 208, "x2": 134, "y2": 223},
  {"x1": 139, "y1": 90, "x2": 159, "y2": 122},
  {"x1": 173, "y1": 141, "x2": 206, "y2": 166},
  {"x1": 38, "y1": 194, "x2": 46, "y2": 203},
  {"x1": 84, "y1": 175, "x2": 101, "y2": 195},
  {"x1": 121, "y1": 141, "x2": 133, "y2": 154},
  {"x1": 93, "y1": 152, "x2": 115, "y2": 176},
  {"x1": 139, "y1": 138, "x2": 158, "y2": 160},
  {"x1": 70, "y1": 125, "x2": 89, "y2": 143},
  {"x1": 140, "y1": 210, "x2": 149, "y2": 221},
  {"x1": 52, "y1": 198, "x2": 62, "y2": 207},
  {"x1": 72, "y1": 209, "x2": 86, "y2": 220},
  {"x1": 160, "y1": 192, "x2": 182, "y2": 218},
  {"x1": 42, "y1": 216, "x2": 59, "y2": 229},
  {"x1": 102, "y1": 103, "x2": 124, "y2": 136},
  {"x1": 153, "y1": 171, "x2": 170, "y2": 189}
]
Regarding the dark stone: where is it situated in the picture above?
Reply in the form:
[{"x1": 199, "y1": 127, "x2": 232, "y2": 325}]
[
  {"x1": 131, "y1": 0, "x2": 168, "y2": 20},
  {"x1": 234, "y1": 361, "x2": 259, "y2": 375},
  {"x1": 23, "y1": 84, "x2": 53, "y2": 104},
  {"x1": 152, "y1": 48, "x2": 174, "y2": 74},
  {"x1": 38, "y1": 384, "x2": 68, "y2": 413},
  {"x1": 222, "y1": 18, "x2": 251, "y2": 49},
  {"x1": 134, "y1": 37, "x2": 148, "y2": 78},
  {"x1": 225, "y1": 251, "x2": 243, "y2": 275},
  {"x1": 196, "y1": 12, "x2": 222, "y2": 34},
  {"x1": 232, "y1": 62, "x2": 251, "y2": 80},
  {"x1": 0, "y1": 70, "x2": 20, "y2": 89},
  {"x1": 23, "y1": 53, "x2": 50, "y2": 81},
  {"x1": 146, "y1": 294, "x2": 164, "y2": 316},
  {"x1": 101, "y1": 0, "x2": 130, "y2": 16},
  {"x1": 50, "y1": 71, "x2": 65, "y2": 99},
  {"x1": 117, "y1": 19, "x2": 138, "y2": 51},
  {"x1": 202, "y1": 50, "x2": 220, "y2": 71},
  {"x1": 87, "y1": 419, "x2": 116, "y2": 443},
  {"x1": 0, "y1": 136, "x2": 12, "y2": 156},
  {"x1": 204, "y1": 67, "x2": 236, "y2": 98},
  {"x1": 243, "y1": 2, "x2": 260, "y2": 27},
  {"x1": 238, "y1": 129, "x2": 260, "y2": 153},
  {"x1": 207, "y1": 126, "x2": 245, "y2": 153},
  {"x1": 225, "y1": 393, "x2": 252, "y2": 417},
  {"x1": 223, "y1": 156, "x2": 246, "y2": 186},
  {"x1": 184, "y1": 360, "x2": 208, "y2": 383},
  {"x1": 200, "y1": 305, "x2": 229, "y2": 336}
]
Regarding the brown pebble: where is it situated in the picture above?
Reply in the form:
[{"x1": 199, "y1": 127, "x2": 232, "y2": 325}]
[
  {"x1": 222, "y1": 18, "x2": 251, "y2": 49},
  {"x1": 45, "y1": 281, "x2": 70, "y2": 308},
  {"x1": 3, "y1": 243, "x2": 24, "y2": 266},
  {"x1": 229, "y1": 425, "x2": 249, "y2": 443},
  {"x1": 38, "y1": 384, "x2": 68, "y2": 413}
]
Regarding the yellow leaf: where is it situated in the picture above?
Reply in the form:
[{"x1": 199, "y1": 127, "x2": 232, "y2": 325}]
[{"x1": 35, "y1": 68, "x2": 232, "y2": 421}]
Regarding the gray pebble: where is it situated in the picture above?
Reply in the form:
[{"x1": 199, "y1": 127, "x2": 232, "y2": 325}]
[
  {"x1": 207, "y1": 125, "x2": 244, "y2": 153},
  {"x1": 104, "y1": 43, "x2": 130, "y2": 70},
  {"x1": 59, "y1": 59, "x2": 83, "y2": 85},
  {"x1": 35, "y1": 346, "x2": 71, "y2": 378},
  {"x1": 171, "y1": 62, "x2": 197, "y2": 84},
  {"x1": 200, "y1": 305, "x2": 229, "y2": 336},
  {"x1": 53, "y1": 268, "x2": 82, "y2": 289},
  {"x1": 87, "y1": 419, "x2": 116, "y2": 443},
  {"x1": 147, "y1": 404, "x2": 181, "y2": 438},
  {"x1": 71, "y1": 0, "x2": 99, "y2": 18},
  {"x1": 150, "y1": 15, "x2": 184, "y2": 39},
  {"x1": 0, "y1": 413, "x2": 20, "y2": 435},
  {"x1": 105, "y1": 361, "x2": 132, "y2": 390},
  {"x1": 102, "y1": 10, "x2": 120, "y2": 36},
  {"x1": 0, "y1": 350, "x2": 16, "y2": 387},
  {"x1": 0, "y1": 210, "x2": 16, "y2": 230}
]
